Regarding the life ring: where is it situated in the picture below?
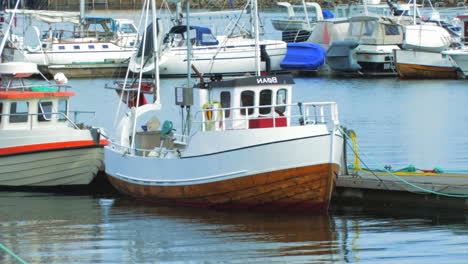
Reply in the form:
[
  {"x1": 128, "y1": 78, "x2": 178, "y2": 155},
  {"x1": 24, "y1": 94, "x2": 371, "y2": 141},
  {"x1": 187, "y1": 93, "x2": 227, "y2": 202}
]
[{"x1": 202, "y1": 101, "x2": 223, "y2": 130}]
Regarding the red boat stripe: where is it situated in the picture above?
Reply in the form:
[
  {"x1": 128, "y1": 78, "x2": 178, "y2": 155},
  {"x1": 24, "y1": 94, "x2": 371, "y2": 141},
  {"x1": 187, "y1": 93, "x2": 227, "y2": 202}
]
[{"x1": 0, "y1": 139, "x2": 108, "y2": 155}]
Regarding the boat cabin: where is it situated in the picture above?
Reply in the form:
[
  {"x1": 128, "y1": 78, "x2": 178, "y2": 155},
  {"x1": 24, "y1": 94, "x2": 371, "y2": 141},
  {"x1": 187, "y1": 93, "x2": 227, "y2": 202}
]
[
  {"x1": 198, "y1": 75, "x2": 294, "y2": 130},
  {"x1": 0, "y1": 62, "x2": 73, "y2": 130},
  {"x1": 0, "y1": 90, "x2": 73, "y2": 130},
  {"x1": 345, "y1": 16, "x2": 403, "y2": 45},
  {"x1": 37, "y1": 17, "x2": 138, "y2": 48},
  {"x1": 163, "y1": 25, "x2": 219, "y2": 47}
]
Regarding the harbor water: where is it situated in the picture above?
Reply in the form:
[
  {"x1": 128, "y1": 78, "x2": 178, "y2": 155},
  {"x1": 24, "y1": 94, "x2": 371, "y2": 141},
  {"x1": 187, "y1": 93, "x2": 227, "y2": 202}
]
[
  {"x1": 1, "y1": 76, "x2": 468, "y2": 263},
  {"x1": 2, "y1": 7, "x2": 468, "y2": 264}
]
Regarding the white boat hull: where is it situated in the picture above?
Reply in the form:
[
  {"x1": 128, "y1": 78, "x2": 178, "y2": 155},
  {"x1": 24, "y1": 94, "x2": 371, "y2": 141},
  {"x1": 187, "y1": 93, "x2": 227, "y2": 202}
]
[
  {"x1": 0, "y1": 128, "x2": 106, "y2": 186},
  {"x1": 442, "y1": 49, "x2": 468, "y2": 77},
  {"x1": 4, "y1": 44, "x2": 136, "y2": 78},
  {"x1": 0, "y1": 148, "x2": 104, "y2": 186},
  {"x1": 132, "y1": 39, "x2": 287, "y2": 76},
  {"x1": 394, "y1": 49, "x2": 458, "y2": 79},
  {"x1": 105, "y1": 125, "x2": 344, "y2": 211}
]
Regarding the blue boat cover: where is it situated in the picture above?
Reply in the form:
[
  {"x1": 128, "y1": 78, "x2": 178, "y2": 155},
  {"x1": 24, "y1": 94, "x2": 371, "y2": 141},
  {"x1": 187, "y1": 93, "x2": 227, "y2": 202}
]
[
  {"x1": 322, "y1": 10, "x2": 334, "y2": 19},
  {"x1": 85, "y1": 17, "x2": 117, "y2": 31},
  {"x1": 280, "y1": 43, "x2": 326, "y2": 70},
  {"x1": 168, "y1": 25, "x2": 219, "y2": 46}
]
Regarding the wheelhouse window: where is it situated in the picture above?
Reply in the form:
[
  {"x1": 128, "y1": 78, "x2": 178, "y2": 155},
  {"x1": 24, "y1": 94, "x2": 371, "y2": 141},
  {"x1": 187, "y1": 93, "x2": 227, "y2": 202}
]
[
  {"x1": 349, "y1": 22, "x2": 362, "y2": 36},
  {"x1": 385, "y1": 24, "x2": 400, "y2": 35},
  {"x1": 220, "y1": 91, "x2": 231, "y2": 118},
  {"x1": 10, "y1": 101, "x2": 29, "y2": 123},
  {"x1": 259, "y1": 89, "x2": 272, "y2": 115},
  {"x1": 240, "y1": 90, "x2": 254, "y2": 116},
  {"x1": 38, "y1": 101, "x2": 53, "y2": 122},
  {"x1": 58, "y1": 99, "x2": 67, "y2": 122},
  {"x1": 276, "y1": 89, "x2": 287, "y2": 115},
  {"x1": 363, "y1": 21, "x2": 375, "y2": 36}
]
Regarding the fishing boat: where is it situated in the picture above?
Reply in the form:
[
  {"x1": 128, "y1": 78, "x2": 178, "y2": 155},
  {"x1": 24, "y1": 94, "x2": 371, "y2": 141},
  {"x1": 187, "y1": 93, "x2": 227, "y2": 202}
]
[
  {"x1": 2, "y1": 1, "x2": 138, "y2": 78},
  {"x1": 0, "y1": 62, "x2": 108, "y2": 186},
  {"x1": 105, "y1": 0, "x2": 344, "y2": 211}
]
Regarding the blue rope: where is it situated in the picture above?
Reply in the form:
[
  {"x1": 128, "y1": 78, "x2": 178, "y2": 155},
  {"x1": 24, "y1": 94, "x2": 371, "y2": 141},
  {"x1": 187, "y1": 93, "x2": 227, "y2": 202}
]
[
  {"x1": 339, "y1": 127, "x2": 468, "y2": 198},
  {"x1": 0, "y1": 243, "x2": 28, "y2": 264}
]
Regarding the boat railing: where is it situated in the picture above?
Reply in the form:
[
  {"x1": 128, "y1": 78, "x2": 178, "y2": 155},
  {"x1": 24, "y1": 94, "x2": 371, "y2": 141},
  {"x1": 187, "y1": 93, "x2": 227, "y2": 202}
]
[
  {"x1": 1, "y1": 111, "x2": 96, "y2": 130},
  {"x1": 110, "y1": 132, "x2": 188, "y2": 158},
  {"x1": 194, "y1": 101, "x2": 339, "y2": 132}
]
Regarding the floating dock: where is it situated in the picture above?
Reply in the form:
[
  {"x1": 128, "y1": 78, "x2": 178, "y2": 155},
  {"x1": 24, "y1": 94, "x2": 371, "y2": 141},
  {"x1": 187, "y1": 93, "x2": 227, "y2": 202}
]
[{"x1": 333, "y1": 172, "x2": 468, "y2": 210}]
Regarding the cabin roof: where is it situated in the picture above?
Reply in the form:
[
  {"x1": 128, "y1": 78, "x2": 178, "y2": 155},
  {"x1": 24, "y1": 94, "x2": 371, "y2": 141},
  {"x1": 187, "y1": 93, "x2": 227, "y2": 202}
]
[
  {"x1": 0, "y1": 91, "x2": 75, "y2": 99},
  {"x1": 208, "y1": 75, "x2": 295, "y2": 89}
]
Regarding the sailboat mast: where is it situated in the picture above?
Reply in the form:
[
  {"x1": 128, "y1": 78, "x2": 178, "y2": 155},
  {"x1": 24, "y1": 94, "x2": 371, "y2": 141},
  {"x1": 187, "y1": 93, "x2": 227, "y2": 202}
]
[
  {"x1": 151, "y1": 0, "x2": 160, "y2": 104},
  {"x1": 0, "y1": 0, "x2": 21, "y2": 59},
  {"x1": 186, "y1": 0, "x2": 191, "y2": 87},
  {"x1": 252, "y1": 0, "x2": 261, "y2": 76}
]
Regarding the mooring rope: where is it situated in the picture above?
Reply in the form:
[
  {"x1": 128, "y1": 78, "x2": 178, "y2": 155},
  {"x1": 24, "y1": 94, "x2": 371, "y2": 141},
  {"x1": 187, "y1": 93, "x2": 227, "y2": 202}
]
[
  {"x1": 338, "y1": 126, "x2": 468, "y2": 198},
  {"x1": 0, "y1": 243, "x2": 28, "y2": 264}
]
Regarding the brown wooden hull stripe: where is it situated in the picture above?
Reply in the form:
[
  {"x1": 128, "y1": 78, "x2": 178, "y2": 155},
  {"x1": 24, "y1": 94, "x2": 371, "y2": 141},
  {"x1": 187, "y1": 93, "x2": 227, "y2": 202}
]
[{"x1": 107, "y1": 163, "x2": 339, "y2": 211}]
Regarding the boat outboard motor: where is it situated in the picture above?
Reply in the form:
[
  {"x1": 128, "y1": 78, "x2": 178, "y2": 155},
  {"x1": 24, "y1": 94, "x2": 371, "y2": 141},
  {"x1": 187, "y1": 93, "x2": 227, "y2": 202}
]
[{"x1": 325, "y1": 40, "x2": 361, "y2": 72}]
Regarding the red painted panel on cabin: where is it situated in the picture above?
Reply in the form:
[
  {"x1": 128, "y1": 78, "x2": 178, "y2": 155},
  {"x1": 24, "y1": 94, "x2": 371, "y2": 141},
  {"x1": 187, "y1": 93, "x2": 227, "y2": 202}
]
[
  {"x1": 249, "y1": 117, "x2": 287, "y2": 128},
  {"x1": 0, "y1": 91, "x2": 75, "y2": 99}
]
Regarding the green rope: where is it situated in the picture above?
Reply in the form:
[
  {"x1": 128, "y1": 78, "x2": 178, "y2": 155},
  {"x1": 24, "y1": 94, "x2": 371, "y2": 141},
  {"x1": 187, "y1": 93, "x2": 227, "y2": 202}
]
[
  {"x1": 0, "y1": 243, "x2": 28, "y2": 264},
  {"x1": 338, "y1": 126, "x2": 468, "y2": 198}
]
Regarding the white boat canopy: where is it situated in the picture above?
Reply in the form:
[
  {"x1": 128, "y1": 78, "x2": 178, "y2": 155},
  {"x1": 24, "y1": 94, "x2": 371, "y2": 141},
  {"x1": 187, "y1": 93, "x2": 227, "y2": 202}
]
[{"x1": 5, "y1": 9, "x2": 81, "y2": 24}]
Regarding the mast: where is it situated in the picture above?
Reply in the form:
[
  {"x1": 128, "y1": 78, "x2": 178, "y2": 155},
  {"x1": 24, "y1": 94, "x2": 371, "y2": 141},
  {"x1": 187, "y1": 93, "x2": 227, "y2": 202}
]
[
  {"x1": 0, "y1": 0, "x2": 21, "y2": 59},
  {"x1": 151, "y1": 0, "x2": 160, "y2": 106},
  {"x1": 186, "y1": 0, "x2": 191, "y2": 87},
  {"x1": 252, "y1": 0, "x2": 261, "y2": 76},
  {"x1": 80, "y1": 0, "x2": 85, "y2": 32}
]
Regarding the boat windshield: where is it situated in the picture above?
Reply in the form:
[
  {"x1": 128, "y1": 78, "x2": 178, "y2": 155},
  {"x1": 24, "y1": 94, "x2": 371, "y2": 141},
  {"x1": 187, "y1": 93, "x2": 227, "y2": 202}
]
[{"x1": 349, "y1": 21, "x2": 376, "y2": 36}]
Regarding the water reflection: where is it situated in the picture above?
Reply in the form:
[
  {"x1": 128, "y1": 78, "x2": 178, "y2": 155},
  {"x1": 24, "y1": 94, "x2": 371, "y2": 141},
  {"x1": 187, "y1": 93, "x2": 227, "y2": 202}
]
[
  {"x1": 105, "y1": 198, "x2": 341, "y2": 263},
  {"x1": 1, "y1": 192, "x2": 467, "y2": 263}
]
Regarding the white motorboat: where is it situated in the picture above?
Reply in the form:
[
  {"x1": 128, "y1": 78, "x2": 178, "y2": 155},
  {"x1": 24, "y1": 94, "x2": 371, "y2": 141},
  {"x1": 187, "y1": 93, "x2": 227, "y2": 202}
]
[
  {"x1": 441, "y1": 49, "x2": 468, "y2": 77},
  {"x1": 2, "y1": 4, "x2": 138, "y2": 78},
  {"x1": 326, "y1": 15, "x2": 403, "y2": 75},
  {"x1": 105, "y1": 0, "x2": 344, "y2": 211},
  {"x1": 0, "y1": 62, "x2": 108, "y2": 186}
]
